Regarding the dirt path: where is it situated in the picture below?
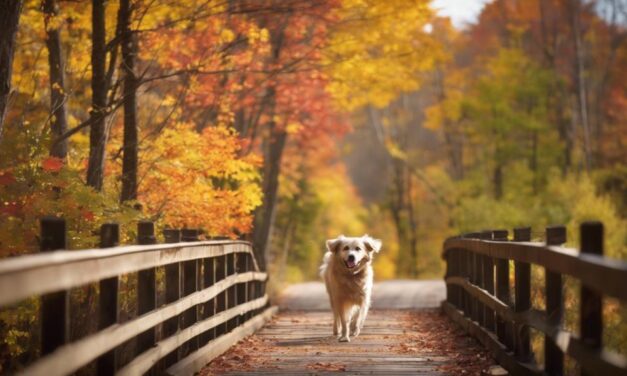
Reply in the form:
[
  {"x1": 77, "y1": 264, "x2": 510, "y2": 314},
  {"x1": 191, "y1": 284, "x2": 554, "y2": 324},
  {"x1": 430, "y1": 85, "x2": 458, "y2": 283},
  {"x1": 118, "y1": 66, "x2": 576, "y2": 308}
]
[{"x1": 199, "y1": 281, "x2": 496, "y2": 375}]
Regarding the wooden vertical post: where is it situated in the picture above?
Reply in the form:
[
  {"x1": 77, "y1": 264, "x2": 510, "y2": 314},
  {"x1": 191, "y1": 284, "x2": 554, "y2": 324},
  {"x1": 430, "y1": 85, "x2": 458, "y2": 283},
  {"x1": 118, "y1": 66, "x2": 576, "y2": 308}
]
[
  {"x1": 468, "y1": 233, "x2": 483, "y2": 325},
  {"x1": 545, "y1": 225, "x2": 565, "y2": 375},
  {"x1": 236, "y1": 250, "x2": 247, "y2": 324},
  {"x1": 244, "y1": 253, "x2": 252, "y2": 320},
  {"x1": 215, "y1": 253, "x2": 227, "y2": 336},
  {"x1": 137, "y1": 221, "x2": 157, "y2": 357},
  {"x1": 162, "y1": 228, "x2": 181, "y2": 367},
  {"x1": 97, "y1": 223, "x2": 119, "y2": 375},
  {"x1": 513, "y1": 227, "x2": 532, "y2": 361},
  {"x1": 481, "y1": 230, "x2": 495, "y2": 331},
  {"x1": 200, "y1": 255, "x2": 215, "y2": 344},
  {"x1": 461, "y1": 248, "x2": 470, "y2": 316},
  {"x1": 181, "y1": 229, "x2": 199, "y2": 355},
  {"x1": 464, "y1": 233, "x2": 480, "y2": 323},
  {"x1": 227, "y1": 252, "x2": 236, "y2": 331},
  {"x1": 580, "y1": 222, "x2": 603, "y2": 376},
  {"x1": 494, "y1": 229, "x2": 512, "y2": 349},
  {"x1": 40, "y1": 217, "x2": 69, "y2": 355}
]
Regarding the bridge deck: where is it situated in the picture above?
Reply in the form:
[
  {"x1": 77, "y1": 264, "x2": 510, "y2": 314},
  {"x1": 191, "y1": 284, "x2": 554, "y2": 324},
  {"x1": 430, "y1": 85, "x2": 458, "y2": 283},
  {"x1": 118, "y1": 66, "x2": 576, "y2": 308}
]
[{"x1": 199, "y1": 281, "x2": 497, "y2": 375}]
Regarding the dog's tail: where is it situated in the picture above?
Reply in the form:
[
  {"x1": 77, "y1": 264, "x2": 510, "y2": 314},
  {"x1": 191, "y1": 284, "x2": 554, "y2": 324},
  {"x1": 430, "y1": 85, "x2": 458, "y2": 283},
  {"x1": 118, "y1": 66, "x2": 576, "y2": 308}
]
[{"x1": 319, "y1": 251, "x2": 332, "y2": 278}]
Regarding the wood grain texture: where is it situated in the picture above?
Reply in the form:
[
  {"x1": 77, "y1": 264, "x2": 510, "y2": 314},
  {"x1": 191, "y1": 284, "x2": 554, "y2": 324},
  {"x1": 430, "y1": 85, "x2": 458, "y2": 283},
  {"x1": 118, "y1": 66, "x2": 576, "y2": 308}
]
[
  {"x1": 198, "y1": 309, "x2": 496, "y2": 375},
  {"x1": 167, "y1": 306, "x2": 278, "y2": 376},
  {"x1": 443, "y1": 238, "x2": 627, "y2": 301},
  {"x1": 118, "y1": 296, "x2": 271, "y2": 376},
  {"x1": 17, "y1": 272, "x2": 266, "y2": 376},
  {"x1": 0, "y1": 241, "x2": 254, "y2": 306},
  {"x1": 197, "y1": 281, "x2": 495, "y2": 375}
]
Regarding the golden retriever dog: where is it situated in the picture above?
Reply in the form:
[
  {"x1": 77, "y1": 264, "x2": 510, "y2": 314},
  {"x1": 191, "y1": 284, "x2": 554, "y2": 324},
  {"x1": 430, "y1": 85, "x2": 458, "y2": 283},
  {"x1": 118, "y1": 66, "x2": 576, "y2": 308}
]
[{"x1": 320, "y1": 235, "x2": 382, "y2": 342}]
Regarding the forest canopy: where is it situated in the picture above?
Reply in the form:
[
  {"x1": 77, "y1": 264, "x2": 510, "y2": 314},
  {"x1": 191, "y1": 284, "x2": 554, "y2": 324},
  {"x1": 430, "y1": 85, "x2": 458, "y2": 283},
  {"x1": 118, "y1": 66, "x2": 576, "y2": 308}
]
[{"x1": 0, "y1": 0, "x2": 625, "y2": 282}]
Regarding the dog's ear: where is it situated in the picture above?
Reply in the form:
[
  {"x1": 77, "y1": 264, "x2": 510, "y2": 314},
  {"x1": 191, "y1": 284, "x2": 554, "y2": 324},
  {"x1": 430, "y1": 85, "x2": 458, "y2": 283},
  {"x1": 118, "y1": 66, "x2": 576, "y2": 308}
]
[
  {"x1": 362, "y1": 235, "x2": 382, "y2": 253},
  {"x1": 326, "y1": 235, "x2": 345, "y2": 253}
]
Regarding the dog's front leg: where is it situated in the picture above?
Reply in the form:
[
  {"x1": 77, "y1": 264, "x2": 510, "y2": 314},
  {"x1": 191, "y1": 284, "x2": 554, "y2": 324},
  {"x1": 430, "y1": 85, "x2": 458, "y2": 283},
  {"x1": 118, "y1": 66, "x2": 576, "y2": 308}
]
[
  {"x1": 353, "y1": 301, "x2": 370, "y2": 337},
  {"x1": 338, "y1": 308, "x2": 350, "y2": 342}
]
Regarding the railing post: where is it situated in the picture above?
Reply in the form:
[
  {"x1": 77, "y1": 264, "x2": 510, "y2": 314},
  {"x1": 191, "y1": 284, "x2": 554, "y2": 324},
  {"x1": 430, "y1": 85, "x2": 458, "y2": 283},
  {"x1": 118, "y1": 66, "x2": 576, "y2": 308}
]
[
  {"x1": 215, "y1": 251, "x2": 227, "y2": 336},
  {"x1": 481, "y1": 230, "x2": 495, "y2": 332},
  {"x1": 493, "y1": 229, "x2": 512, "y2": 350},
  {"x1": 181, "y1": 229, "x2": 200, "y2": 356},
  {"x1": 97, "y1": 223, "x2": 119, "y2": 375},
  {"x1": 471, "y1": 233, "x2": 484, "y2": 325},
  {"x1": 40, "y1": 217, "x2": 69, "y2": 355},
  {"x1": 513, "y1": 227, "x2": 532, "y2": 362},
  {"x1": 245, "y1": 252, "x2": 252, "y2": 320},
  {"x1": 460, "y1": 245, "x2": 470, "y2": 317},
  {"x1": 163, "y1": 228, "x2": 181, "y2": 367},
  {"x1": 227, "y1": 251, "x2": 236, "y2": 331},
  {"x1": 137, "y1": 221, "x2": 157, "y2": 359},
  {"x1": 580, "y1": 222, "x2": 603, "y2": 376},
  {"x1": 465, "y1": 233, "x2": 481, "y2": 323},
  {"x1": 236, "y1": 248, "x2": 247, "y2": 324},
  {"x1": 545, "y1": 225, "x2": 566, "y2": 375},
  {"x1": 200, "y1": 252, "x2": 215, "y2": 345}
]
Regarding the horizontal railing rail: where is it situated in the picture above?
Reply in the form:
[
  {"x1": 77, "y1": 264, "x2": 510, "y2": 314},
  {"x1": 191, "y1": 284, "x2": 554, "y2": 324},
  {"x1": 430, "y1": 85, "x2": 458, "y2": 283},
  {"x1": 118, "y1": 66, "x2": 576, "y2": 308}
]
[
  {"x1": 0, "y1": 217, "x2": 271, "y2": 376},
  {"x1": 441, "y1": 222, "x2": 627, "y2": 376}
]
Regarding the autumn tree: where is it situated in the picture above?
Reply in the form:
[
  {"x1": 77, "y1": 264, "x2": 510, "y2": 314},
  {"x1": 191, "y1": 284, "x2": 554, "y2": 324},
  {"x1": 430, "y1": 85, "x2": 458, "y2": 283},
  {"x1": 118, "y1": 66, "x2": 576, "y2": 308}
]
[{"x1": 0, "y1": 0, "x2": 23, "y2": 140}]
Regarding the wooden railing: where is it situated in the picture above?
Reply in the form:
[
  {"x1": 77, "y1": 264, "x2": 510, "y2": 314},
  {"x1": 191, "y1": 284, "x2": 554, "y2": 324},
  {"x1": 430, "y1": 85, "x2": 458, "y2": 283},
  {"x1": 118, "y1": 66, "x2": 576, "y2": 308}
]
[
  {"x1": 441, "y1": 222, "x2": 627, "y2": 376},
  {"x1": 0, "y1": 217, "x2": 274, "y2": 376}
]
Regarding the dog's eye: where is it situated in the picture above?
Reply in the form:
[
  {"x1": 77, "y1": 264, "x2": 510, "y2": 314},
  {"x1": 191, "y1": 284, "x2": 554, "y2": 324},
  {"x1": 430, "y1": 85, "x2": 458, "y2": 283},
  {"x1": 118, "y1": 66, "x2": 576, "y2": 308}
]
[
  {"x1": 343, "y1": 246, "x2": 349, "y2": 251},
  {"x1": 355, "y1": 247, "x2": 361, "y2": 251}
]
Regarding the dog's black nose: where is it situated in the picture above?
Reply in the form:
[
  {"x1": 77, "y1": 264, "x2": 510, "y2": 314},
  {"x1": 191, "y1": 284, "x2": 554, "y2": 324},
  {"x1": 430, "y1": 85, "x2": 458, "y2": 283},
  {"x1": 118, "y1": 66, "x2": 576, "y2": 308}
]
[{"x1": 348, "y1": 254, "x2": 355, "y2": 262}]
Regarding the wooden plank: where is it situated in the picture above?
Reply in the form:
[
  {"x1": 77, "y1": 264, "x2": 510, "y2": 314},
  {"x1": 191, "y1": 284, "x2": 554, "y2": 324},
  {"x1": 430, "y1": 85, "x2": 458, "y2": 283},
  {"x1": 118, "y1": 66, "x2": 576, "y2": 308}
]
[
  {"x1": 443, "y1": 280, "x2": 627, "y2": 375},
  {"x1": 39, "y1": 217, "x2": 69, "y2": 356},
  {"x1": 513, "y1": 227, "x2": 531, "y2": 361},
  {"x1": 443, "y1": 238, "x2": 627, "y2": 301},
  {"x1": 545, "y1": 225, "x2": 565, "y2": 375},
  {"x1": 137, "y1": 221, "x2": 157, "y2": 358},
  {"x1": 97, "y1": 223, "x2": 120, "y2": 376},
  {"x1": 118, "y1": 297, "x2": 272, "y2": 376},
  {"x1": 0, "y1": 241, "x2": 255, "y2": 306},
  {"x1": 17, "y1": 272, "x2": 266, "y2": 376},
  {"x1": 163, "y1": 229, "x2": 181, "y2": 368},
  {"x1": 579, "y1": 222, "x2": 603, "y2": 376},
  {"x1": 165, "y1": 306, "x2": 278, "y2": 376},
  {"x1": 441, "y1": 302, "x2": 542, "y2": 376}
]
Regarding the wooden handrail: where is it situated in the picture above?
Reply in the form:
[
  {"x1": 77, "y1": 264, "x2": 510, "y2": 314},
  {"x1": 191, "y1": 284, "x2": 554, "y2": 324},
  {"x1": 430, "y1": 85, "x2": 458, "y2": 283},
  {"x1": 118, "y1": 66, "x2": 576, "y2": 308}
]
[
  {"x1": 0, "y1": 241, "x2": 255, "y2": 306},
  {"x1": 17, "y1": 273, "x2": 267, "y2": 376},
  {"x1": 0, "y1": 218, "x2": 273, "y2": 376},
  {"x1": 441, "y1": 222, "x2": 627, "y2": 376},
  {"x1": 117, "y1": 295, "x2": 269, "y2": 376},
  {"x1": 444, "y1": 239, "x2": 627, "y2": 301}
]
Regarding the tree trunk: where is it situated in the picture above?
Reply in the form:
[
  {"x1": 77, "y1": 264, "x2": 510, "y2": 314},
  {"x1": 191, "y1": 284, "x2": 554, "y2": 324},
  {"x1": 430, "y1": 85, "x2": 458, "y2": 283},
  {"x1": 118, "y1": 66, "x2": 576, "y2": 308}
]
[
  {"x1": 43, "y1": 0, "x2": 69, "y2": 159},
  {"x1": 568, "y1": 0, "x2": 592, "y2": 170},
  {"x1": 251, "y1": 18, "x2": 288, "y2": 270},
  {"x1": 86, "y1": 0, "x2": 108, "y2": 190},
  {"x1": 119, "y1": 0, "x2": 138, "y2": 202},
  {"x1": 493, "y1": 161, "x2": 503, "y2": 200},
  {"x1": 0, "y1": 0, "x2": 23, "y2": 142},
  {"x1": 405, "y1": 169, "x2": 419, "y2": 278},
  {"x1": 252, "y1": 97, "x2": 288, "y2": 270}
]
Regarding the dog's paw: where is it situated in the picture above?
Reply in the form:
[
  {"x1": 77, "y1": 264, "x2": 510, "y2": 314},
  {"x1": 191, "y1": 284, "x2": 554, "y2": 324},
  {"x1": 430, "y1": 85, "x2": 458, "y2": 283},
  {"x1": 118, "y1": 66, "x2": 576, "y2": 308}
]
[
  {"x1": 338, "y1": 336, "x2": 350, "y2": 342},
  {"x1": 352, "y1": 328, "x2": 360, "y2": 337}
]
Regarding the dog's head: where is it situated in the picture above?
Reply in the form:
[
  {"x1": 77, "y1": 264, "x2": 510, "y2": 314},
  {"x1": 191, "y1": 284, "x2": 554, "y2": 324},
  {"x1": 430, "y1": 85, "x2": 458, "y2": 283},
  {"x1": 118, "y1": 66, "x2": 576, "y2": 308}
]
[{"x1": 326, "y1": 235, "x2": 382, "y2": 270}]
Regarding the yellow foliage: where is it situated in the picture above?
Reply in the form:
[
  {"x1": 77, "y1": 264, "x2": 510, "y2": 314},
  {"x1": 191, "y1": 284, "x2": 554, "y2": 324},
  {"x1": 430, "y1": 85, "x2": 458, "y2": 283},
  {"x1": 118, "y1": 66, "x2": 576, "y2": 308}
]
[
  {"x1": 139, "y1": 124, "x2": 262, "y2": 237},
  {"x1": 325, "y1": 0, "x2": 440, "y2": 110}
]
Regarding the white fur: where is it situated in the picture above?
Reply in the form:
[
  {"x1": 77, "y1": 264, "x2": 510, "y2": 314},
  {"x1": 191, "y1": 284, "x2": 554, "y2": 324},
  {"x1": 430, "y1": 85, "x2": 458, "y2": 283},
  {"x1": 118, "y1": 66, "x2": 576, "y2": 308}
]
[{"x1": 319, "y1": 234, "x2": 382, "y2": 342}]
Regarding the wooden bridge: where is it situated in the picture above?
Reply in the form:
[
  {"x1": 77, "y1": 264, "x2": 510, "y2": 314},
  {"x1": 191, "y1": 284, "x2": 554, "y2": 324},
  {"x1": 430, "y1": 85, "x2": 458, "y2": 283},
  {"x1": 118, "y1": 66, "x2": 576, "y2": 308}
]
[{"x1": 0, "y1": 219, "x2": 626, "y2": 375}]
